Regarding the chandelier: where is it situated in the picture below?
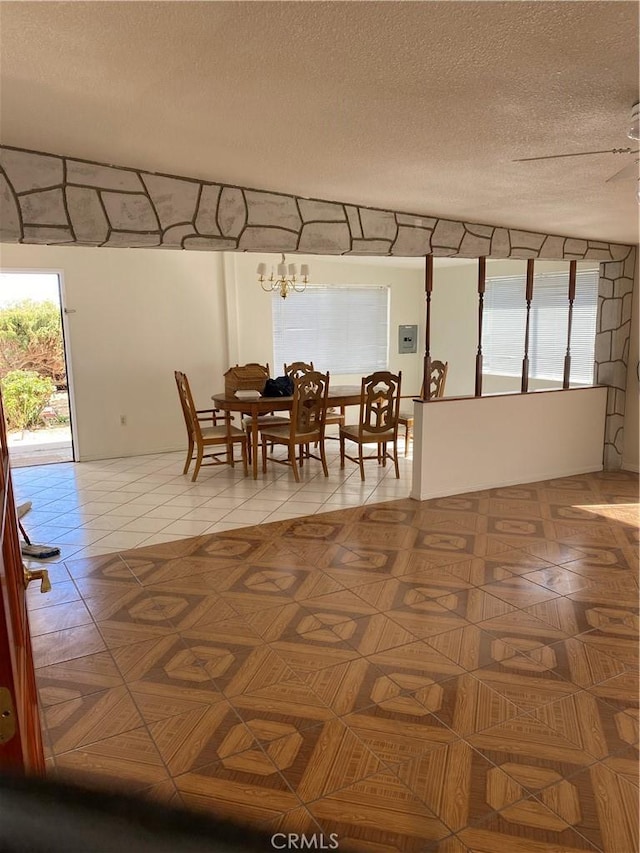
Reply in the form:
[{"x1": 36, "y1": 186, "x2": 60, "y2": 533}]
[{"x1": 257, "y1": 254, "x2": 309, "y2": 298}]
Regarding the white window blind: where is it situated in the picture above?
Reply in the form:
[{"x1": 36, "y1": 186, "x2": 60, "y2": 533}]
[
  {"x1": 273, "y1": 285, "x2": 389, "y2": 374},
  {"x1": 483, "y1": 269, "x2": 598, "y2": 384}
]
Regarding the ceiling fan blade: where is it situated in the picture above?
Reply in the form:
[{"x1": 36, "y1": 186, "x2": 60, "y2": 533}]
[
  {"x1": 606, "y1": 160, "x2": 640, "y2": 182},
  {"x1": 514, "y1": 147, "x2": 638, "y2": 162}
]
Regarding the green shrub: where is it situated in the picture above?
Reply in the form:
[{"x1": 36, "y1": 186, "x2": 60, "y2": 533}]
[
  {"x1": 1, "y1": 370, "x2": 56, "y2": 431},
  {"x1": 0, "y1": 300, "x2": 66, "y2": 389}
]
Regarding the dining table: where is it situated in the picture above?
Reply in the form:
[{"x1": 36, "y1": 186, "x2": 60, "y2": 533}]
[{"x1": 212, "y1": 384, "x2": 362, "y2": 479}]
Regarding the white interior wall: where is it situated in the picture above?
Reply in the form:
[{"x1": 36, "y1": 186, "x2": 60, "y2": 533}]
[
  {"x1": 230, "y1": 253, "x2": 425, "y2": 394},
  {"x1": 0, "y1": 243, "x2": 226, "y2": 460},
  {"x1": 0, "y1": 245, "x2": 425, "y2": 461},
  {"x1": 430, "y1": 258, "x2": 481, "y2": 397},
  {"x1": 411, "y1": 386, "x2": 607, "y2": 500},
  {"x1": 622, "y1": 254, "x2": 639, "y2": 472}
]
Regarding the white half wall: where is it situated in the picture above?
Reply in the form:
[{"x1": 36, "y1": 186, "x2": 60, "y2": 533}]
[
  {"x1": 0, "y1": 243, "x2": 226, "y2": 461},
  {"x1": 410, "y1": 387, "x2": 607, "y2": 500}
]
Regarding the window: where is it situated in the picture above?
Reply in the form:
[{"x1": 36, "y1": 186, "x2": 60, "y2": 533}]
[
  {"x1": 483, "y1": 268, "x2": 598, "y2": 384},
  {"x1": 273, "y1": 285, "x2": 389, "y2": 374}
]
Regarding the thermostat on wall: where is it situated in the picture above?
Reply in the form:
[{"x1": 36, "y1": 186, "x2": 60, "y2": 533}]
[{"x1": 398, "y1": 325, "x2": 418, "y2": 354}]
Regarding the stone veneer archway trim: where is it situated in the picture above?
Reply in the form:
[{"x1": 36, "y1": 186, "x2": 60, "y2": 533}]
[{"x1": 0, "y1": 144, "x2": 635, "y2": 469}]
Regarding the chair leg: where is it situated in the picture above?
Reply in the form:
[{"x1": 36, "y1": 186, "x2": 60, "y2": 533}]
[
  {"x1": 358, "y1": 443, "x2": 365, "y2": 481},
  {"x1": 404, "y1": 423, "x2": 410, "y2": 457},
  {"x1": 290, "y1": 443, "x2": 300, "y2": 482},
  {"x1": 339, "y1": 434, "x2": 345, "y2": 469},
  {"x1": 261, "y1": 437, "x2": 268, "y2": 473},
  {"x1": 183, "y1": 438, "x2": 194, "y2": 474},
  {"x1": 319, "y1": 439, "x2": 329, "y2": 477},
  {"x1": 246, "y1": 427, "x2": 252, "y2": 464},
  {"x1": 393, "y1": 440, "x2": 400, "y2": 479},
  {"x1": 227, "y1": 440, "x2": 235, "y2": 468},
  {"x1": 240, "y1": 439, "x2": 248, "y2": 477},
  {"x1": 192, "y1": 444, "x2": 204, "y2": 482}
]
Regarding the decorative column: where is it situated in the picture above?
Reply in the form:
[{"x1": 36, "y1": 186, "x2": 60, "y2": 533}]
[
  {"x1": 475, "y1": 257, "x2": 486, "y2": 397},
  {"x1": 521, "y1": 259, "x2": 535, "y2": 393},
  {"x1": 422, "y1": 254, "x2": 433, "y2": 400},
  {"x1": 562, "y1": 261, "x2": 577, "y2": 388}
]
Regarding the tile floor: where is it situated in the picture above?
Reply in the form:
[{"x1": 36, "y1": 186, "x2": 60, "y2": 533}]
[
  {"x1": 28, "y1": 466, "x2": 639, "y2": 852},
  {"x1": 14, "y1": 441, "x2": 413, "y2": 565}
]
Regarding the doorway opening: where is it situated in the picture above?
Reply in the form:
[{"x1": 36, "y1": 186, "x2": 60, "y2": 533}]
[{"x1": 0, "y1": 271, "x2": 74, "y2": 467}]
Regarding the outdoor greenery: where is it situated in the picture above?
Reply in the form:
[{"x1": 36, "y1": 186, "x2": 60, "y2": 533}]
[
  {"x1": 0, "y1": 299, "x2": 66, "y2": 389},
  {"x1": 1, "y1": 370, "x2": 56, "y2": 432}
]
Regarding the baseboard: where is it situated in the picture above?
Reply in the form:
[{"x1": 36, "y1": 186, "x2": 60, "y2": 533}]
[
  {"x1": 76, "y1": 445, "x2": 184, "y2": 463},
  {"x1": 410, "y1": 464, "x2": 605, "y2": 501},
  {"x1": 622, "y1": 463, "x2": 639, "y2": 473}
]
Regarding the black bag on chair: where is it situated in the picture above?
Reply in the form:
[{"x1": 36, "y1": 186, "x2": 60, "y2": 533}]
[{"x1": 262, "y1": 376, "x2": 294, "y2": 397}]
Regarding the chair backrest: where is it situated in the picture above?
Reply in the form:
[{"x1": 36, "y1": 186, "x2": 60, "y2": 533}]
[
  {"x1": 422, "y1": 360, "x2": 448, "y2": 399},
  {"x1": 284, "y1": 361, "x2": 314, "y2": 380},
  {"x1": 358, "y1": 370, "x2": 402, "y2": 436},
  {"x1": 290, "y1": 370, "x2": 330, "y2": 436},
  {"x1": 175, "y1": 370, "x2": 202, "y2": 440}
]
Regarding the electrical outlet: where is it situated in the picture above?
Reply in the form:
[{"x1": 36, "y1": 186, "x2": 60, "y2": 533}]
[{"x1": 120, "y1": 415, "x2": 127, "y2": 426}]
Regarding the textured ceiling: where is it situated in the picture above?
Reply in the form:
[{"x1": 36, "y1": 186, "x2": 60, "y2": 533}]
[{"x1": 1, "y1": 1, "x2": 638, "y2": 244}]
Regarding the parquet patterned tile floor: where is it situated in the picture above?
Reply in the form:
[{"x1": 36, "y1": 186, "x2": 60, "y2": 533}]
[{"x1": 34, "y1": 471, "x2": 639, "y2": 852}]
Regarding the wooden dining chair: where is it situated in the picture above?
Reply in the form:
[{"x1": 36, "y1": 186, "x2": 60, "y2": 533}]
[
  {"x1": 260, "y1": 371, "x2": 330, "y2": 482},
  {"x1": 175, "y1": 371, "x2": 247, "y2": 481},
  {"x1": 284, "y1": 360, "x2": 345, "y2": 437},
  {"x1": 398, "y1": 360, "x2": 448, "y2": 456},
  {"x1": 284, "y1": 361, "x2": 314, "y2": 379},
  {"x1": 339, "y1": 370, "x2": 402, "y2": 481}
]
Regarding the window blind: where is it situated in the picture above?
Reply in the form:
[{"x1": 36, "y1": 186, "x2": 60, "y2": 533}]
[
  {"x1": 273, "y1": 285, "x2": 389, "y2": 374},
  {"x1": 483, "y1": 269, "x2": 598, "y2": 384}
]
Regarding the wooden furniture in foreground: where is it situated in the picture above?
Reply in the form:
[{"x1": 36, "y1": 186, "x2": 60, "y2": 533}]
[
  {"x1": 398, "y1": 360, "x2": 448, "y2": 455},
  {"x1": 260, "y1": 371, "x2": 330, "y2": 482},
  {"x1": 339, "y1": 370, "x2": 402, "y2": 481},
  {"x1": 0, "y1": 386, "x2": 45, "y2": 773},
  {"x1": 175, "y1": 371, "x2": 247, "y2": 481},
  {"x1": 213, "y1": 385, "x2": 362, "y2": 479}
]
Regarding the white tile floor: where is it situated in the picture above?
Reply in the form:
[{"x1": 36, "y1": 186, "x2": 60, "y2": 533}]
[{"x1": 14, "y1": 440, "x2": 413, "y2": 565}]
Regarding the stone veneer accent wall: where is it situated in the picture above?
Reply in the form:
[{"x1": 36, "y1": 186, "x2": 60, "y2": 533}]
[
  {"x1": 596, "y1": 250, "x2": 637, "y2": 470},
  {"x1": 0, "y1": 145, "x2": 636, "y2": 468}
]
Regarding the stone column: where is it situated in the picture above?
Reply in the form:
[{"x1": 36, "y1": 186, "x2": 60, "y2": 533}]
[{"x1": 595, "y1": 247, "x2": 637, "y2": 470}]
